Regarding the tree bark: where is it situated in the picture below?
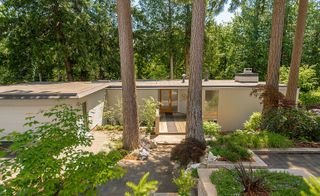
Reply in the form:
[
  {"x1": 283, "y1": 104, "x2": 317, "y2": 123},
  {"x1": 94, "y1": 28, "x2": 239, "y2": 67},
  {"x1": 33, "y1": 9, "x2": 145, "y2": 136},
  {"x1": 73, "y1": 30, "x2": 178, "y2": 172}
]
[
  {"x1": 263, "y1": 0, "x2": 286, "y2": 112},
  {"x1": 65, "y1": 58, "x2": 74, "y2": 81},
  {"x1": 286, "y1": 0, "x2": 308, "y2": 104},
  {"x1": 186, "y1": 0, "x2": 206, "y2": 144},
  {"x1": 116, "y1": 0, "x2": 140, "y2": 151},
  {"x1": 184, "y1": 4, "x2": 191, "y2": 76}
]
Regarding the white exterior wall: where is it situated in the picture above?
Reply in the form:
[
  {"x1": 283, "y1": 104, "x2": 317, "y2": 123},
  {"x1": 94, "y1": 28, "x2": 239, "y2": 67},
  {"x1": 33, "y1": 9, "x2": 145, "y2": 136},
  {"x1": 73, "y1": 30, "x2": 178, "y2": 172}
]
[
  {"x1": 211, "y1": 86, "x2": 287, "y2": 132},
  {"x1": 106, "y1": 89, "x2": 159, "y2": 107},
  {"x1": 81, "y1": 90, "x2": 106, "y2": 129},
  {"x1": 0, "y1": 89, "x2": 106, "y2": 136}
]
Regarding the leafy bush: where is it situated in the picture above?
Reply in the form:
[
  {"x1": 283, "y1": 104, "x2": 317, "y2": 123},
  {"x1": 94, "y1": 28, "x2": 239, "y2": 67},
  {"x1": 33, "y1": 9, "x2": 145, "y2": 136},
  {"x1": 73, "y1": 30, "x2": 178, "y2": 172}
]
[
  {"x1": 203, "y1": 121, "x2": 221, "y2": 136},
  {"x1": 280, "y1": 65, "x2": 318, "y2": 92},
  {"x1": 300, "y1": 89, "x2": 320, "y2": 108},
  {"x1": 244, "y1": 112, "x2": 262, "y2": 131},
  {"x1": 0, "y1": 105, "x2": 125, "y2": 195},
  {"x1": 262, "y1": 108, "x2": 320, "y2": 141},
  {"x1": 211, "y1": 168, "x2": 310, "y2": 195},
  {"x1": 173, "y1": 170, "x2": 196, "y2": 196},
  {"x1": 171, "y1": 138, "x2": 206, "y2": 166},
  {"x1": 302, "y1": 177, "x2": 320, "y2": 196},
  {"x1": 125, "y1": 172, "x2": 158, "y2": 196},
  {"x1": 139, "y1": 97, "x2": 160, "y2": 133},
  {"x1": 104, "y1": 98, "x2": 123, "y2": 125}
]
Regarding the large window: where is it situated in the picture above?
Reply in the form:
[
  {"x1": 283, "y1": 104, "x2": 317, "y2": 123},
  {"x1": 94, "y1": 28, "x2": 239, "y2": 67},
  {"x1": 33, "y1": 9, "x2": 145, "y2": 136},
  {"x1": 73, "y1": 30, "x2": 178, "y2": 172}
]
[{"x1": 204, "y1": 90, "x2": 219, "y2": 121}]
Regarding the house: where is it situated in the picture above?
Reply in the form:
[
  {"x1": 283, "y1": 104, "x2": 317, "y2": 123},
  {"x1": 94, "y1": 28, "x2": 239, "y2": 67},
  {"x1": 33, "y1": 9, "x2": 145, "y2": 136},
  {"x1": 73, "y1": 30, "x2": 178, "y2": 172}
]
[
  {"x1": 0, "y1": 70, "x2": 288, "y2": 136},
  {"x1": 0, "y1": 82, "x2": 107, "y2": 136}
]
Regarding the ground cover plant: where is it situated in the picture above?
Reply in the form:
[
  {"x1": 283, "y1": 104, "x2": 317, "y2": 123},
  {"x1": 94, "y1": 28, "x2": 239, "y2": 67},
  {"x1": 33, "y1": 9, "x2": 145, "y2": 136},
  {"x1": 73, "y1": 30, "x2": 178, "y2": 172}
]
[
  {"x1": 0, "y1": 105, "x2": 125, "y2": 195},
  {"x1": 210, "y1": 168, "x2": 310, "y2": 196},
  {"x1": 207, "y1": 130, "x2": 293, "y2": 162}
]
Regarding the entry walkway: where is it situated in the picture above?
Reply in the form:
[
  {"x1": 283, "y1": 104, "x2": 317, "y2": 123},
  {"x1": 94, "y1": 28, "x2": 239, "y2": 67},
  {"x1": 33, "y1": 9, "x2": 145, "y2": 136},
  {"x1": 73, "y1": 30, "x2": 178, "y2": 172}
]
[
  {"x1": 159, "y1": 113, "x2": 186, "y2": 134},
  {"x1": 259, "y1": 153, "x2": 320, "y2": 177}
]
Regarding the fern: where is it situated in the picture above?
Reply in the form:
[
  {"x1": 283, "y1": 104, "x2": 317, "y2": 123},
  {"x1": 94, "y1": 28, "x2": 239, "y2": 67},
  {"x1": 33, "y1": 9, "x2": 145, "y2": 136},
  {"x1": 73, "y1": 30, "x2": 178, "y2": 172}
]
[
  {"x1": 302, "y1": 177, "x2": 320, "y2": 196},
  {"x1": 125, "y1": 172, "x2": 158, "y2": 196}
]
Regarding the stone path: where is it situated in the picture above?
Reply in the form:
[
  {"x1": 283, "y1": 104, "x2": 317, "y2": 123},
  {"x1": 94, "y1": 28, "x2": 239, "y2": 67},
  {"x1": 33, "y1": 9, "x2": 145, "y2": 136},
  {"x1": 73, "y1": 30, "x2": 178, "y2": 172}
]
[
  {"x1": 98, "y1": 145, "x2": 178, "y2": 196},
  {"x1": 258, "y1": 153, "x2": 320, "y2": 177}
]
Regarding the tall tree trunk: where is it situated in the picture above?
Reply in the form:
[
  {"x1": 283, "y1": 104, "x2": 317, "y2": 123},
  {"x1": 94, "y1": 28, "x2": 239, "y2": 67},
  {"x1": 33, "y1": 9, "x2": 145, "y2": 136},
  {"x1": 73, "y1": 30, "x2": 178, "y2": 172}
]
[
  {"x1": 65, "y1": 58, "x2": 74, "y2": 81},
  {"x1": 186, "y1": 0, "x2": 206, "y2": 143},
  {"x1": 262, "y1": 0, "x2": 286, "y2": 112},
  {"x1": 184, "y1": 4, "x2": 191, "y2": 76},
  {"x1": 286, "y1": 0, "x2": 308, "y2": 104},
  {"x1": 117, "y1": 0, "x2": 140, "y2": 151}
]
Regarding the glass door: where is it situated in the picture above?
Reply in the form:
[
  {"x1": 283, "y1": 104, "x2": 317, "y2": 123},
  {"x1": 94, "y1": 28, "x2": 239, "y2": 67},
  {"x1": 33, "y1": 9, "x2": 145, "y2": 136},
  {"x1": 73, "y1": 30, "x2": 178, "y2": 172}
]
[{"x1": 160, "y1": 89, "x2": 173, "y2": 113}]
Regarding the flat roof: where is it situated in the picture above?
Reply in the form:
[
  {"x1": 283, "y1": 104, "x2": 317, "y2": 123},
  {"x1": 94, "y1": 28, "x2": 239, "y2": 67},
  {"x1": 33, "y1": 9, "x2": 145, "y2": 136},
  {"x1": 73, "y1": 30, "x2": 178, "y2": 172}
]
[
  {"x1": 0, "y1": 82, "x2": 108, "y2": 99},
  {"x1": 0, "y1": 80, "x2": 287, "y2": 99}
]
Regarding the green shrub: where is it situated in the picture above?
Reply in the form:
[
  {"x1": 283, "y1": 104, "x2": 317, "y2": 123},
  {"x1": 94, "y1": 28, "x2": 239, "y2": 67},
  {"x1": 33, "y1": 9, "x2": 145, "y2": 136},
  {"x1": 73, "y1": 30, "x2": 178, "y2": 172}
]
[
  {"x1": 171, "y1": 138, "x2": 206, "y2": 166},
  {"x1": 302, "y1": 177, "x2": 320, "y2": 196},
  {"x1": 104, "y1": 99, "x2": 123, "y2": 125},
  {"x1": 125, "y1": 172, "x2": 158, "y2": 196},
  {"x1": 203, "y1": 121, "x2": 221, "y2": 136},
  {"x1": 244, "y1": 112, "x2": 262, "y2": 131},
  {"x1": 173, "y1": 170, "x2": 196, "y2": 196},
  {"x1": 0, "y1": 105, "x2": 125, "y2": 195},
  {"x1": 262, "y1": 108, "x2": 320, "y2": 141},
  {"x1": 280, "y1": 65, "x2": 318, "y2": 92},
  {"x1": 211, "y1": 168, "x2": 310, "y2": 195},
  {"x1": 139, "y1": 97, "x2": 160, "y2": 133},
  {"x1": 300, "y1": 89, "x2": 320, "y2": 108}
]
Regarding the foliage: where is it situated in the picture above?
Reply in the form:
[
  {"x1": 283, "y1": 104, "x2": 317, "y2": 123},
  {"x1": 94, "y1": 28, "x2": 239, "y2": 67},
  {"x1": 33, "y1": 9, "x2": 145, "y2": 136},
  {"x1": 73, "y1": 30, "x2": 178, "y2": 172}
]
[
  {"x1": 232, "y1": 164, "x2": 269, "y2": 195},
  {"x1": 173, "y1": 170, "x2": 196, "y2": 196},
  {"x1": 209, "y1": 139, "x2": 251, "y2": 162},
  {"x1": 104, "y1": 98, "x2": 123, "y2": 125},
  {"x1": 96, "y1": 124, "x2": 123, "y2": 131},
  {"x1": 139, "y1": 97, "x2": 160, "y2": 133},
  {"x1": 280, "y1": 65, "x2": 319, "y2": 93},
  {"x1": 227, "y1": 130, "x2": 294, "y2": 149},
  {"x1": 210, "y1": 168, "x2": 310, "y2": 196},
  {"x1": 208, "y1": 130, "x2": 293, "y2": 162},
  {"x1": 1, "y1": 0, "x2": 319, "y2": 83},
  {"x1": 262, "y1": 107, "x2": 320, "y2": 141},
  {"x1": 170, "y1": 138, "x2": 206, "y2": 166},
  {"x1": 244, "y1": 112, "x2": 262, "y2": 131},
  {"x1": 0, "y1": 105, "x2": 125, "y2": 195},
  {"x1": 125, "y1": 172, "x2": 158, "y2": 196},
  {"x1": 302, "y1": 177, "x2": 320, "y2": 196},
  {"x1": 300, "y1": 89, "x2": 320, "y2": 108},
  {"x1": 0, "y1": 0, "x2": 120, "y2": 83},
  {"x1": 203, "y1": 121, "x2": 221, "y2": 136}
]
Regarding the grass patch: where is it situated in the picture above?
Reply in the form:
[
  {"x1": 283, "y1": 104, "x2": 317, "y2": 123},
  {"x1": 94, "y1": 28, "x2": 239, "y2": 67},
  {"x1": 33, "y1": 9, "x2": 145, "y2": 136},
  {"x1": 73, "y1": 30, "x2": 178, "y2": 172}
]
[{"x1": 210, "y1": 168, "x2": 310, "y2": 196}]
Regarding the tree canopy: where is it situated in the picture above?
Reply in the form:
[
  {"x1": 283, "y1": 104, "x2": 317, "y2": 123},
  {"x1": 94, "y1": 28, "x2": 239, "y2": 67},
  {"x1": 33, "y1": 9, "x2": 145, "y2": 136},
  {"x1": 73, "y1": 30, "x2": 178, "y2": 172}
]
[{"x1": 0, "y1": 0, "x2": 319, "y2": 85}]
